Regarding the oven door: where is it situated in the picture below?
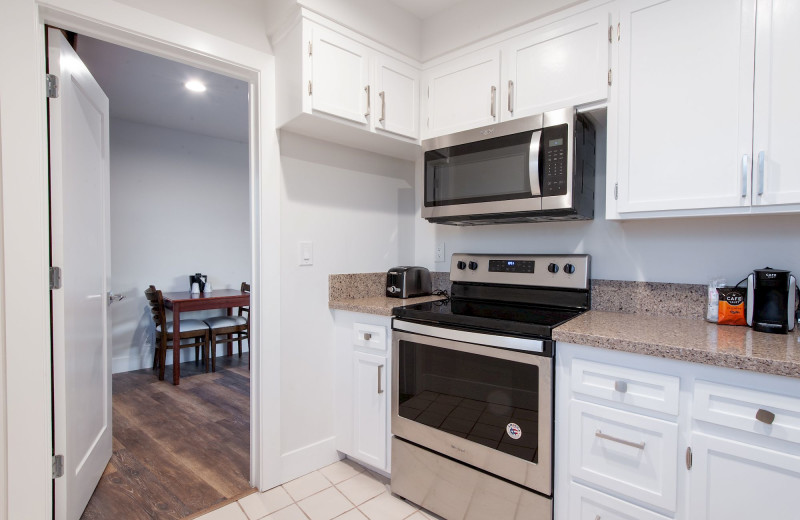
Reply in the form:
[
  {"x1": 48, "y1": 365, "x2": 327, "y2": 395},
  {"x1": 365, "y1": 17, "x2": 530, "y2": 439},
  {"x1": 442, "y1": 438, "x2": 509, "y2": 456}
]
[{"x1": 391, "y1": 321, "x2": 553, "y2": 495}]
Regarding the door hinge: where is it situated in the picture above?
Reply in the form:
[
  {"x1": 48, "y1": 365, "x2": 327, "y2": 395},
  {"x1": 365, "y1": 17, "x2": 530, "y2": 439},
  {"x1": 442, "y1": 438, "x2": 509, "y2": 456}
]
[
  {"x1": 49, "y1": 266, "x2": 62, "y2": 290},
  {"x1": 308, "y1": 41, "x2": 312, "y2": 57},
  {"x1": 52, "y1": 454, "x2": 64, "y2": 479},
  {"x1": 46, "y1": 74, "x2": 59, "y2": 98},
  {"x1": 614, "y1": 183, "x2": 619, "y2": 200},
  {"x1": 608, "y1": 69, "x2": 613, "y2": 86},
  {"x1": 608, "y1": 25, "x2": 613, "y2": 43},
  {"x1": 686, "y1": 446, "x2": 693, "y2": 470},
  {"x1": 308, "y1": 80, "x2": 312, "y2": 96}
]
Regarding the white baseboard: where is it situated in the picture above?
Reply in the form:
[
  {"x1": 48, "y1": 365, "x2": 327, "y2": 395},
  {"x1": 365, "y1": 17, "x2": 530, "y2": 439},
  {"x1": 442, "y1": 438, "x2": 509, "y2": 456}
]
[
  {"x1": 279, "y1": 436, "x2": 341, "y2": 484},
  {"x1": 112, "y1": 344, "x2": 250, "y2": 374}
]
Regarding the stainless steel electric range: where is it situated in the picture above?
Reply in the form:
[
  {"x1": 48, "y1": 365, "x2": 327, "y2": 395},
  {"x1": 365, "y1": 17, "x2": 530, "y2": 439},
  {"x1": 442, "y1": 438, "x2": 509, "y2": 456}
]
[{"x1": 390, "y1": 253, "x2": 591, "y2": 520}]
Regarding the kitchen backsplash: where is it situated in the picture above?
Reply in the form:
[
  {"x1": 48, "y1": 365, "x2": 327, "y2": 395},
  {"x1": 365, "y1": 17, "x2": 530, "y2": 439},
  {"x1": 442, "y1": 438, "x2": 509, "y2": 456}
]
[{"x1": 330, "y1": 272, "x2": 706, "y2": 319}]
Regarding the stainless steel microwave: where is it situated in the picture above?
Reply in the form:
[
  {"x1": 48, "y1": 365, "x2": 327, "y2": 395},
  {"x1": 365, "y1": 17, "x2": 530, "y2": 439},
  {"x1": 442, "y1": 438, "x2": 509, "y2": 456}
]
[{"x1": 422, "y1": 107, "x2": 596, "y2": 225}]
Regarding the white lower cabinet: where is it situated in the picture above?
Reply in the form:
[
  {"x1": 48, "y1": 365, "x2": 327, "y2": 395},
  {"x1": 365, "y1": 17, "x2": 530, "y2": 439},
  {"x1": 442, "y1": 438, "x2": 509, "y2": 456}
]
[
  {"x1": 688, "y1": 433, "x2": 800, "y2": 520},
  {"x1": 556, "y1": 342, "x2": 800, "y2": 520},
  {"x1": 334, "y1": 311, "x2": 392, "y2": 473}
]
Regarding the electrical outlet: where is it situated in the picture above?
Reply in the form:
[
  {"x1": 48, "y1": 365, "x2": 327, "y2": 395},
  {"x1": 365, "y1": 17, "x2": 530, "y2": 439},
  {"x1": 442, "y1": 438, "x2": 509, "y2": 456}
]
[{"x1": 435, "y1": 241, "x2": 445, "y2": 262}]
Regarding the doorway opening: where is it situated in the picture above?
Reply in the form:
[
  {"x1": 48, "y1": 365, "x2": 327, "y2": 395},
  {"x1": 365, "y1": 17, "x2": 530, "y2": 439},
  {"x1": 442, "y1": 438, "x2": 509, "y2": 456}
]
[{"x1": 48, "y1": 27, "x2": 258, "y2": 519}]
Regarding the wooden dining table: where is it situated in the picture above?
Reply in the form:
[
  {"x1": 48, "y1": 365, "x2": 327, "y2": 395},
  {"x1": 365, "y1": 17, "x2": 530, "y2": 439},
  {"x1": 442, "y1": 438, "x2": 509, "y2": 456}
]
[{"x1": 162, "y1": 289, "x2": 250, "y2": 385}]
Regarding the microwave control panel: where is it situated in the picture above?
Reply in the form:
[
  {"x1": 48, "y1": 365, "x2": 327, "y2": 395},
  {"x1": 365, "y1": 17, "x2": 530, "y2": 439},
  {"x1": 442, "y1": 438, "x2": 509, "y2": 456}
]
[{"x1": 541, "y1": 123, "x2": 568, "y2": 197}]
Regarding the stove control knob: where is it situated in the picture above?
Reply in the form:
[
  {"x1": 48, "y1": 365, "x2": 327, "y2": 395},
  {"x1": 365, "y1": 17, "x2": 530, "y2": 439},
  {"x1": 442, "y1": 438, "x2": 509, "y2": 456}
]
[
  {"x1": 468, "y1": 261, "x2": 479, "y2": 271},
  {"x1": 547, "y1": 263, "x2": 559, "y2": 274},
  {"x1": 563, "y1": 263, "x2": 576, "y2": 274},
  {"x1": 457, "y1": 260, "x2": 467, "y2": 270}
]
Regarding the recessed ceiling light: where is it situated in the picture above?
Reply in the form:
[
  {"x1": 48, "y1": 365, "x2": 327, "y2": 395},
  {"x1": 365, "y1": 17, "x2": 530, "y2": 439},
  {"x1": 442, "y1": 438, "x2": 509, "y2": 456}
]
[{"x1": 185, "y1": 80, "x2": 207, "y2": 93}]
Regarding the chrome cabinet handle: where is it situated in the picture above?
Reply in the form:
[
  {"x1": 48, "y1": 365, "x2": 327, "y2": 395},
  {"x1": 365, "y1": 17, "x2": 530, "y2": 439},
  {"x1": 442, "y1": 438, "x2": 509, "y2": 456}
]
[
  {"x1": 490, "y1": 86, "x2": 496, "y2": 118},
  {"x1": 508, "y1": 80, "x2": 514, "y2": 114},
  {"x1": 614, "y1": 380, "x2": 627, "y2": 393},
  {"x1": 364, "y1": 85, "x2": 370, "y2": 118},
  {"x1": 757, "y1": 150, "x2": 765, "y2": 196},
  {"x1": 756, "y1": 408, "x2": 775, "y2": 424},
  {"x1": 363, "y1": 332, "x2": 372, "y2": 341},
  {"x1": 379, "y1": 91, "x2": 386, "y2": 124},
  {"x1": 595, "y1": 429, "x2": 646, "y2": 450},
  {"x1": 377, "y1": 365, "x2": 384, "y2": 394},
  {"x1": 741, "y1": 154, "x2": 749, "y2": 198}
]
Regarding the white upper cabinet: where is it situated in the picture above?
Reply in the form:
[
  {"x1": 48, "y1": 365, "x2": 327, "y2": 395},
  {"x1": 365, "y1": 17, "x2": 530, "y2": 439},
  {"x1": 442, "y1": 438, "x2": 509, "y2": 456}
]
[
  {"x1": 614, "y1": 0, "x2": 757, "y2": 215},
  {"x1": 752, "y1": 0, "x2": 800, "y2": 208},
  {"x1": 310, "y1": 24, "x2": 371, "y2": 126},
  {"x1": 374, "y1": 54, "x2": 419, "y2": 139},
  {"x1": 422, "y1": 48, "x2": 501, "y2": 139},
  {"x1": 501, "y1": 7, "x2": 610, "y2": 121}
]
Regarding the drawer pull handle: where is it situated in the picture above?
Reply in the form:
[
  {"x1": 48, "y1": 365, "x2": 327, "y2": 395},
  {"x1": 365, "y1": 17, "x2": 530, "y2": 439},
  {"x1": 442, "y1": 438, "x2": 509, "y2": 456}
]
[
  {"x1": 595, "y1": 516, "x2": 601, "y2": 520},
  {"x1": 756, "y1": 408, "x2": 775, "y2": 425},
  {"x1": 595, "y1": 429, "x2": 646, "y2": 450},
  {"x1": 363, "y1": 332, "x2": 372, "y2": 341},
  {"x1": 614, "y1": 380, "x2": 628, "y2": 393}
]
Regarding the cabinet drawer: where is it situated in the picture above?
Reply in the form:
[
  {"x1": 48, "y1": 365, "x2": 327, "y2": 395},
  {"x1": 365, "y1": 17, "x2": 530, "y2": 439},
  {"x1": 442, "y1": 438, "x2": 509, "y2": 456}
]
[
  {"x1": 568, "y1": 482, "x2": 670, "y2": 520},
  {"x1": 694, "y1": 380, "x2": 800, "y2": 444},
  {"x1": 353, "y1": 322, "x2": 386, "y2": 351},
  {"x1": 569, "y1": 400, "x2": 678, "y2": 512},
  {"x1": 571, "y1": 358, "x2": 680, "y2": 415}
]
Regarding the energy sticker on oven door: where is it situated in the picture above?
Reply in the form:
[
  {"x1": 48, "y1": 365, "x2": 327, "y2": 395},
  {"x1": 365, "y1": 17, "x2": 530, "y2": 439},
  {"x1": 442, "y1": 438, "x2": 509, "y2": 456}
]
[{"x1": 506, "y1": 423, "x2": 522, "y2": 440}]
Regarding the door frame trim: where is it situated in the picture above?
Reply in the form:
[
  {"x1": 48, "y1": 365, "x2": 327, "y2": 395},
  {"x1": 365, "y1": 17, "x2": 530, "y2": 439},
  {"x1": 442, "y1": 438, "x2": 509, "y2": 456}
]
[{"x1": 2, "y1": 2, "x2": 282, "y2": 518}]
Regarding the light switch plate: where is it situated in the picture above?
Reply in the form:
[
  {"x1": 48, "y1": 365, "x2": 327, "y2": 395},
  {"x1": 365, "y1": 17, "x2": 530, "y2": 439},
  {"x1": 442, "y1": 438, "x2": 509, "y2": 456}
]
[{"x1": 298, "y1": 241, "x2": 313, "y2": 266}]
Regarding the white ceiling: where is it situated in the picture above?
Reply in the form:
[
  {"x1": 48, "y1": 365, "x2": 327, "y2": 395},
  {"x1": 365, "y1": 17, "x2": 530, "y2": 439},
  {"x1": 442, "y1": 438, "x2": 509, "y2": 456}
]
[
  {"x1": 75, "y1": 35, "x2": 249, "y2": 143},
  {"x1": 387, "y1": 0, "x2": 467, "y2": 19}
]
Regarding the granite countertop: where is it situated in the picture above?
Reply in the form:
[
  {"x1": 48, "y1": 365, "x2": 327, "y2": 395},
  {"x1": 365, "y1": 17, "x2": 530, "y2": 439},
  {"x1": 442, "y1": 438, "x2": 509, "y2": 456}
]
[
  {"x1": 329, "y1": 294, "x2": 446, "y2": 316},
  {"x1": 554, "y1": 310, "x2": 800, "y2": 378}
]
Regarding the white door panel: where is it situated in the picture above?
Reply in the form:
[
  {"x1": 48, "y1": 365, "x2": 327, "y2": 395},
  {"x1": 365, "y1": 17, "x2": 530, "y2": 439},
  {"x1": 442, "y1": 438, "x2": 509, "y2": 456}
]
[
  {"x1": 48, "y1": 28, "x2": 112, "y2": 520},
  {"x1": 616, "y1": 0, "x2": 756, "y2": 213},
  {"x1": 311, "y1": 24, "x2": 370, "y2": 125},
  {"x1": 753, "y1": 0, "x2": 800, "y2": 206},
  {"x1": 503, "y1": 8, "x2": 610, "y2": 121},
  {"x1": 375, "y1": 55, "x2": 419, "y2": 139}
]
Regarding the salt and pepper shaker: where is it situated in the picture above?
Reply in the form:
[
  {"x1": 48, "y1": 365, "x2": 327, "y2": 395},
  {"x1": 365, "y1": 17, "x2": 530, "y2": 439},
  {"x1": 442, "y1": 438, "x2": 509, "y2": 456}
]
[{"x1": 191, "y1": 282, "x2": 200, "y2": 294}]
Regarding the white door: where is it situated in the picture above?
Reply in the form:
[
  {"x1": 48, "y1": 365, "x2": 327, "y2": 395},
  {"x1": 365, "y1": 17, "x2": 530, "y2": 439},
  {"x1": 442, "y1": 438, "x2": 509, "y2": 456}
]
[
  {"x1": 423, "y1": 48, "x2": 500, "y2": 138},
  {"x1": 310, "y1": 24, "x2": 371, "y2": 126},
  {"x1": 502, "y1": 7, "x2": 610, "y2": 121},
  {"x1": 752, "y1": 0, "x2": 800, "y2": 207},
  {"x1": 374, "y1": 54, "x2": 419, "y2": 139},
  {"x1": 615, "y1": 0, "x2": 756, "y2": 214},
  {"x1": 353, "y1": 351, "x2": 387, "y2": 470},
  {"x1": 48, "y1": 28, "x2": 112, "y2": 520},
  {"x1": 689, "y1": 432, "x2": 800, "y2": 519}
]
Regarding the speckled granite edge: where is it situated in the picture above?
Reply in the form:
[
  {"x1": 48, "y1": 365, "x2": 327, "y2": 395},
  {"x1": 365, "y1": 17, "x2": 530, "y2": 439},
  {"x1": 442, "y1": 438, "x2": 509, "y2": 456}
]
[
  {"x1": 554, "y1": 311, "x2": 800, "y2": 378},
  {"x1": 329, "y1": 272, "x2": 450, "y2": 301},
  {"x1": 329, "y1": 294, "x2": 448, "y2": 316},
  {"x1": 591, "y1": 279, "x2": 706, "y2": 319}
]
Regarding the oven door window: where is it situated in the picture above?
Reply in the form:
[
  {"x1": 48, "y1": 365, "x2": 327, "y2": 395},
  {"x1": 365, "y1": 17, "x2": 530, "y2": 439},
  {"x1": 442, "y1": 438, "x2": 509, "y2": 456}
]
[
  {"x1": 425, "y1": 131, "x2": 537, "y2": 207},
  {"x1": 398, "y1": 339, "x2": 541, "y2": 463}
]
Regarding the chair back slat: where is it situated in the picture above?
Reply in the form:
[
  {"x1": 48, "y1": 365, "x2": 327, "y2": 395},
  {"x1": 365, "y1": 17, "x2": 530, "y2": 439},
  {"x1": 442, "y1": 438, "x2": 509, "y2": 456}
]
[
  {"x1": 239, "y1": 282, "x2": 250, "y2": 317},
  {"x1": 144, "y1": 285, "x2": 168, "y2": 331}
]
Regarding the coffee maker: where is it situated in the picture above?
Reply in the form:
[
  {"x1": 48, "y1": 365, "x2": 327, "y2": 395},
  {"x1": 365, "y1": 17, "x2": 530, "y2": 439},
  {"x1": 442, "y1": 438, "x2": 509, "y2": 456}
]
[{"x1": 746, "y1": 268, "x2": 797, "y2": 334}]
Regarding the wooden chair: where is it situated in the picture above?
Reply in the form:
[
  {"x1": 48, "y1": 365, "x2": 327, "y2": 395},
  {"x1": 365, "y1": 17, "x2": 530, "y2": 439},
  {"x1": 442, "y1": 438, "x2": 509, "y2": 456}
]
[
  {"x1": 203, "y1": 282, "x2": 250, "y2": 372},
  {"x1": 145, "y1": 285, "x2": 210, "y2": 382}
]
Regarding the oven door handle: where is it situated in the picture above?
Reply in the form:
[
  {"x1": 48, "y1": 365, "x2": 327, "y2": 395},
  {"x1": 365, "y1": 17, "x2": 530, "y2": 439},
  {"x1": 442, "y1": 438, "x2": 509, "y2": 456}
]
[
  {"x1": 393, "y1": 319, "x2": 545, "y2": 353},
  {"x1": 529, "y1": 130, "x2": 542, "y2": 197}
]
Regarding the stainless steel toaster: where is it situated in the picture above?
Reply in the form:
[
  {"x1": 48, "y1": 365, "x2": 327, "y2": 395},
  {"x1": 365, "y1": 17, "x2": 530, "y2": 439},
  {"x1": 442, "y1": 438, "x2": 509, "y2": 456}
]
[{"x1": 386, "y1": 266, "x2": 432, "y2": 299}]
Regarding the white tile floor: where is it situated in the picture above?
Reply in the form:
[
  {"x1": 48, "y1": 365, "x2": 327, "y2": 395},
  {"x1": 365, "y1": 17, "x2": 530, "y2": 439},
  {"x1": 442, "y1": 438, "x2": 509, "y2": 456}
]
[{"x1": 194, "y1": 459, "x2": 441, "y2": 520}]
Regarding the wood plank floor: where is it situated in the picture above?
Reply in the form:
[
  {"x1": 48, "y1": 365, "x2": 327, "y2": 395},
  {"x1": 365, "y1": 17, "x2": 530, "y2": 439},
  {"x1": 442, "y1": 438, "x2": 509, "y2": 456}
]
[{"x1": 81, "y1": 354, "x2": 252, "y2": 520}]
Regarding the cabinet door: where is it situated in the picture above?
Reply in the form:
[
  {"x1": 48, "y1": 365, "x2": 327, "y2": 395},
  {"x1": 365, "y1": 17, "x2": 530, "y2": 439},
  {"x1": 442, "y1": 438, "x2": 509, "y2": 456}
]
[
  {"x1": 502, "y1": 8, "x2": 610, "y2": 121},
  {"x1": 374, "y1": 55, "x2": 419, "y2": 139},
  {"x1": 423, "y1": 48, "x2": 500, "y2": 138},
  {"x1": 353, "y1": 351, "x2": 387, "y2": 470},
  {"x1": 310, "y1": 24, "x2": 371, "y2": 126},
  {"x1": 752, "y1": 0, "x2": 800, "y2": 207},
  {"x1": 615, "y1": 0, "x2": 756, "y2": 214},
  {"x1": 689, "y1": 432, "x2": 800, "y2": 519}
]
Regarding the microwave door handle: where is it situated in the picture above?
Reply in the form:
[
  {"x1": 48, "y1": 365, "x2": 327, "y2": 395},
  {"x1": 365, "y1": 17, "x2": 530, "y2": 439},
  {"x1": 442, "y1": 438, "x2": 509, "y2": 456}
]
[{"x1": 529, "y1": 130, "x2": 542, "y2": 197}]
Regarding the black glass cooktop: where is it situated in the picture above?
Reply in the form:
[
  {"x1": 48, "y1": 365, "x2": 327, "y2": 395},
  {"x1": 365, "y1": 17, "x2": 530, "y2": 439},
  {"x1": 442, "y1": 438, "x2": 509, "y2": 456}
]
[{"x1": 393, "y1": 297, "x2": 584, "y2": 339}]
